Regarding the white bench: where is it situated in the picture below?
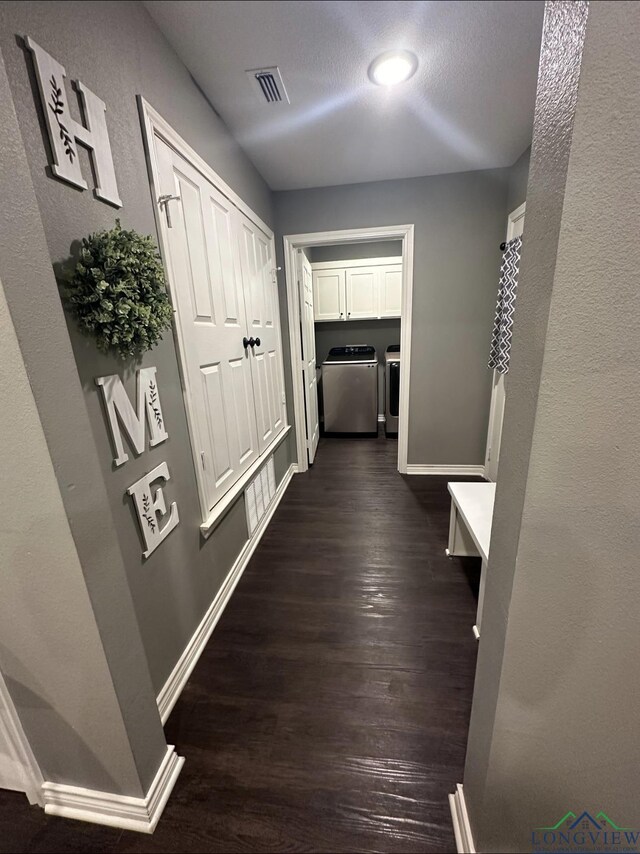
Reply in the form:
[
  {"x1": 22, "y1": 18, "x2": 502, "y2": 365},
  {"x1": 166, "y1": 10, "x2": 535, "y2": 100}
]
[{"x1": 446, "y1": 482, "x2": 496, "y2": 639}]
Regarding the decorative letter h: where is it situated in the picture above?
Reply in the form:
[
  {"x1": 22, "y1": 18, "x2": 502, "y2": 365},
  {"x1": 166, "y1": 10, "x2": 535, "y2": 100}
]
[{"x1": 25, "y1": 36, "x2": 122, "y2": 207}]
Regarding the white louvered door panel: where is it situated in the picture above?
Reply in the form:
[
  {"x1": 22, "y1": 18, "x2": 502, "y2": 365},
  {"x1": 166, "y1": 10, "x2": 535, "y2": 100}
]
[
  {"x1": 245, "y1": 456, "x2": 277, "y2": 536},
  {"x1": 236, "y1": 210, "x2": 286, "y2": 453},
  {"x1": 154, "y1": 136, "x2": 259, "y2": 512}
]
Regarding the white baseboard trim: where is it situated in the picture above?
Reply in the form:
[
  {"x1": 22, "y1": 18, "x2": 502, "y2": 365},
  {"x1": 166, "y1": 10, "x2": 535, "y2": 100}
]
[
  {"x1": 406, "y1": 464, "x2": 486, "y2": 477},
  {"x1": 42, "y1": 745, "x2": 184, "y2": 834},
  {"x1": 449, "y1": 784, "x2": 476, "y2": 853},
  {"x1": 157, "y1": 463, "x2": 296, "y2": 724}
]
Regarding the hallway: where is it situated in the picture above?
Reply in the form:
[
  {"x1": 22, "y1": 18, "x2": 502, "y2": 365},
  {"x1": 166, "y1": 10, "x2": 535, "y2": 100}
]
[{"x1": 0, "y1": 436, "x2": 479, "y2": 853}]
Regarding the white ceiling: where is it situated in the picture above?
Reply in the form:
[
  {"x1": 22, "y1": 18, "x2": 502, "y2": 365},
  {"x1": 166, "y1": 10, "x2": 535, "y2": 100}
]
[{"x1": 144, "y1": 0, "x2": 544, "y2": 191}]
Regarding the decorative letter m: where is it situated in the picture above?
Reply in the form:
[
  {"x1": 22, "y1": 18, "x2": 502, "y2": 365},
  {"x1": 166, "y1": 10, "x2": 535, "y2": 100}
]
[{"x1": 96, "y1": 368, "x2": 168, "y2": 467}]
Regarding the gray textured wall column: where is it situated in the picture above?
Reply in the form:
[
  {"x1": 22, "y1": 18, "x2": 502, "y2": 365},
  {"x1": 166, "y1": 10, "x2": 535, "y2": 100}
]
[
  {"x1": 0, "y1": 41, "x2": 167, "y2": 797},
  {"x1": 463, "y1": 1, "x2": 640, "y2": 849}
]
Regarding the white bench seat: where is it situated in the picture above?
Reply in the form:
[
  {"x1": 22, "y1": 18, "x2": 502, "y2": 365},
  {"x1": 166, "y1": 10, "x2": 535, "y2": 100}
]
[{"x1": 446, "y1": 482, "x2": 496, "y2": 639}]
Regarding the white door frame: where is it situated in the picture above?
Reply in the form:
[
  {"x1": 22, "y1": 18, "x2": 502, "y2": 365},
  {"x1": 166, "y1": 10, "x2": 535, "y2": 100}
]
[
  {"x1": 139, "y1": 97, "x2": 291, "y2": 535},
  {"x1": 506, "y1": 201, "x2": 526, "y2": 242},
  {"x1": 0, "y1": 671, "x2": 44, "y2": 805},
  {"x1": 484, "y1": 202, "x2": 525, "y2": 480},
  {"x1": 297, "y1": 250, "x2": 319, "y2": 464},
  {"x1": 283, "y1": 224, "x2": 415, "y2": 474}
]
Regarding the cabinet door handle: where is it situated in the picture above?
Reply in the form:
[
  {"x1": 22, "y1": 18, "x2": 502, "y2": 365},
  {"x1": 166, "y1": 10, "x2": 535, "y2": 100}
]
[{"x1": 254, "y1": 337, "x2": 261, "y2": 347}]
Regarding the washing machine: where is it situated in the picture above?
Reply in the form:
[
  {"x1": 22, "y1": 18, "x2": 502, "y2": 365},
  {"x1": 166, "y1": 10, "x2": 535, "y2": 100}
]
[
  {"x1": 321, "y1": 345, "x2": 378, "y2": 433},
  {"x1": 385, "y1": 345, "x2": 400, "y2": 434}
]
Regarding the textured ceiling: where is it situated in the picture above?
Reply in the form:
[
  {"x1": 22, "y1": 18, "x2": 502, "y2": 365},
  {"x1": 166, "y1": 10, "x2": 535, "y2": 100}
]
[{"x1": 144, "y1": 0, "x2": 544, "y2": 190}]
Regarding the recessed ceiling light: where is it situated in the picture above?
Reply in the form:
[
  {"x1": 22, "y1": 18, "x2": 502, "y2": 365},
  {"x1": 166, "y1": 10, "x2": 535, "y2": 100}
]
[{"x1": 368, "y1": 50, "x2": 418, "y2": 87}]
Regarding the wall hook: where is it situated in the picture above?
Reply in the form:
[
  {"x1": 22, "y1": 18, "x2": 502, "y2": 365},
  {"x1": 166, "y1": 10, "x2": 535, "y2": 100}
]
[{"x1": 158, "y1": 194, "x2": 181, "y2": 228}]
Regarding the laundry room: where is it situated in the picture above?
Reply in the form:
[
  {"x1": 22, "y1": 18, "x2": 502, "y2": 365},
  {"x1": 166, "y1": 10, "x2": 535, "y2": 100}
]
[
  {"x1": 285, "y1": 229, "x2": 409, "y2": 470},
  {"x1": 312, "y1": 239, "x2": 402, "y2": 430}
]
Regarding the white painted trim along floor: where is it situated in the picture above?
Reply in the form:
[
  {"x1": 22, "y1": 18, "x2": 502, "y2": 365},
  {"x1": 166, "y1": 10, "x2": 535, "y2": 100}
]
[
  {"x1": 406, "y1": 464, "x2": 486, "y2": 477},
  {"x1": 449, "y1": 783, "x2": 476, "y2": 853},
  {"x1": 42, "y1": 746, "x2": 184, "y2": 834}
]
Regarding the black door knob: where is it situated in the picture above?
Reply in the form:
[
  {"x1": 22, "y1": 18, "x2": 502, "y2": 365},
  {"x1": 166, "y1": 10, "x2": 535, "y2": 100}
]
[
  {"x1": 254, "y1": 337, "x2": 261, "y2": 347},
  {"x1": 243, "y1": 336, "x2": 256, "y2": 349}
]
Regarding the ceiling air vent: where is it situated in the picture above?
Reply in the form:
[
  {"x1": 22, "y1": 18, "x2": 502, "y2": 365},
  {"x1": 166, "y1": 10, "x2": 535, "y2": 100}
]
[{"x1": 246, "y1": 67, "x2": 290, "y2": 105}]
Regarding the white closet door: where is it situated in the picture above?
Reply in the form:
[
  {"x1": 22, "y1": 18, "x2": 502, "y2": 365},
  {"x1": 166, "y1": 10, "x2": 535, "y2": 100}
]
[
  {"x1": 312, "y1": 270, "x2": 345, "y2": 321},
  {"x1": 236, "y1": 210, "x2": 287, "y2": 452},
  {"x1": 298, "y1": 251, "x2": 319, "y2": 463},
  {"x1": 378, "y1": 264, "x2": 402, "y2": 317},
  {"x1": 346, "y1": 267, "x2": 378, "y2": 319},
  {"x1": 154, "y1": 136, "x2": 259, "y2": 512}
]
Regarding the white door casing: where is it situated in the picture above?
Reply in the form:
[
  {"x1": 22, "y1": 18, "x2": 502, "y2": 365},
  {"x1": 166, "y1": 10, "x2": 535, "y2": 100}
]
[
  {"x1": 484, "y1": 202, "x2": 525, "y2": 482},
  {"x1": 155, "y1": 136, "x2": 260, "y2": 512},
  {"x1": 345, "y1": 266, "x2": 378, "y2": 320},
  {"x1": 283, "y1": 225, "x2": 414, "y2": 476},
  {"x1": 297, "y1": 251, "x2": 319, "y2": 463},
  {"x1": 236, "y1": 210, "x2": 287, "y2": 453},
  {"x1": 312, "y1": 269, "x2": 345, "y2": 321},
  {"x1": 140, "y1": 101, "x2": 288, "y2": 534},
  {"x1": 0, "y1": 671, "x2": 43, "y2": 805}
]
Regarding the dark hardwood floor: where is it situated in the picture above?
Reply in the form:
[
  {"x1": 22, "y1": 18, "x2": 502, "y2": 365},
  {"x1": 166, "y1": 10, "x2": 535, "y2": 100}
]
[{"x1": 0, "y1": 434, "x2": 480, "y2": 854}]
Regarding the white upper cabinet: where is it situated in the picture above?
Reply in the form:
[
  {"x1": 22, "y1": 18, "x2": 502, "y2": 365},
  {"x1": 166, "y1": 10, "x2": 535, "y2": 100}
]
[
  {"x1": 345, "y1": 267, "x2": 378, "y2": 320},
  {"x1": 378, "y1": 264, "x2": 402, "y2": 318},
  {"x1": 312, "y1": 269, "x2": 346, "y2": 321},
  {"x1": 312, "y1": 258, "x2": 402, "y2": 321}
]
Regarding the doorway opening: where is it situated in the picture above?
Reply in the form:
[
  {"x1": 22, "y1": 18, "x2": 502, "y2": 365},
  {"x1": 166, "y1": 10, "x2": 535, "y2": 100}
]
[{"x1": 283, "y1": 225, "x2": 414, "y2": 474}]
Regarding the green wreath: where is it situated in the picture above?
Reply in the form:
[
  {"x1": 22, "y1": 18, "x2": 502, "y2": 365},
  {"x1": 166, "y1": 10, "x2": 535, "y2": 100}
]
[{"x1": 65, "y1": 220, "x2": 173, "y2": 360}]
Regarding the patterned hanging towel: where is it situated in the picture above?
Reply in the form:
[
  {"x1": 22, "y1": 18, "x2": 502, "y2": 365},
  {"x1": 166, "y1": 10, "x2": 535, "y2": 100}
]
[{"x1": 488, "y1": 236, "x2": 522, "y2": 373}]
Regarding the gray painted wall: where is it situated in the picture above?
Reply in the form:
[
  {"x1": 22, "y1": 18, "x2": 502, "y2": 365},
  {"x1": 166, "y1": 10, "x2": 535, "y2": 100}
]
[
  {"x1": 0, "y1": 46, "x2": 167, "y2": 794},
  {"x1": 507, "y1": 146, "x2": 531, "y2": 212},
  {"x1": 462, "y1": 1, "x2": 640, "y2": 848},
  {"x1": 309, "y1": 240, "x2": 402, "y2": 263},
  {"x1": 315, "y1": 319, "x2": 401, "y2": 366},
  {"x1": 274, "y1": 170, "x2": 509, "y2": 465},
  {"x1": 0, "y1": 0, "x2": 290, "y2": 698}
]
